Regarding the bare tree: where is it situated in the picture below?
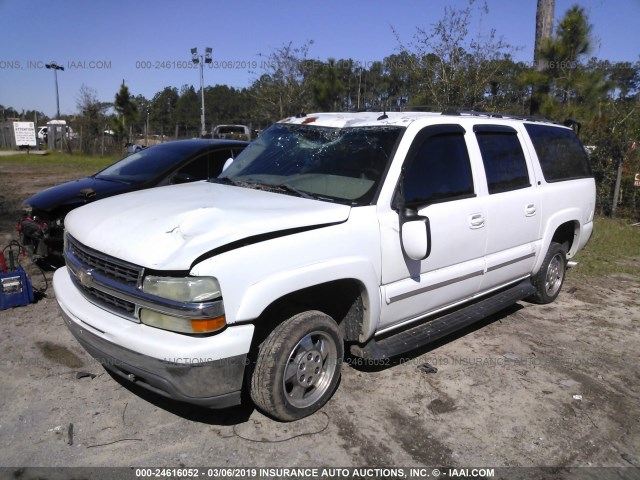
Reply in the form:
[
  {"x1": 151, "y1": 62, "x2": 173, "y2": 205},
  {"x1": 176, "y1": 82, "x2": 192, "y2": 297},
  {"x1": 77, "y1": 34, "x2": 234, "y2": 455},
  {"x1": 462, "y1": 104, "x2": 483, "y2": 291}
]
[
  {"x1": 253, "y1": 40, "x2": 315, "y2": 120},
  {"x1": 393, "y1": 0, "x2": 517, "y2": 110},
  {"x1": 76, "y1": 84, "x2": 111, "y2": 155}
]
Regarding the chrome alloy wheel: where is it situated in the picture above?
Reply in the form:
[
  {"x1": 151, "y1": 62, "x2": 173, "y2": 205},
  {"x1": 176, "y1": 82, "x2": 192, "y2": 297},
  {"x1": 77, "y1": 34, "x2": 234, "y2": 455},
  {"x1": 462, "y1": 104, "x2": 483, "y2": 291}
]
[
  {"x1": 282, "y1": 330, "x2": 338, "y2": 409},
  {"x1": 545, "y1": 252, "x2": 566, "y2": 297}
]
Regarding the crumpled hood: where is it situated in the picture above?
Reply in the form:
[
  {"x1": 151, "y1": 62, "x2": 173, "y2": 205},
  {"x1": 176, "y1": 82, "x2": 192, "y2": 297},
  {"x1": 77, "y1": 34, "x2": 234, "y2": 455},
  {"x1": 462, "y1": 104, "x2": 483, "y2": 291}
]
[
  {"x1": 65, "y1": 181, "x2": 351, "y2": 270},
  {"x1": 24, "y1": 176, "x2": 133, "y2": 212}
]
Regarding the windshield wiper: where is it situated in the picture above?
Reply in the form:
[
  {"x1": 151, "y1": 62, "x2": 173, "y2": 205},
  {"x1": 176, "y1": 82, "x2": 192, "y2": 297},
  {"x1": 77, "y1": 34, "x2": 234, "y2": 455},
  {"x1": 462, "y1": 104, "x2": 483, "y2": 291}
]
[
  {"x1": 269, "y1": 183, "x2": 316, "y2": 200},
  {"x1": 214, "y1": 178, "x2": 318, "y2": 200},
  {"x1": 212, "y1": 177, "x2": 254, "y2": 188}
]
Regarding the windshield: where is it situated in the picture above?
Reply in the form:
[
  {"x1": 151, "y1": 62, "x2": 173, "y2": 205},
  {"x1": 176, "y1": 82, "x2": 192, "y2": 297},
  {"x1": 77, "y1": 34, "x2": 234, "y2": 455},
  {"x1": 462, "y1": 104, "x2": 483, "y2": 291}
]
[
  {"x1": 95, "y1": 144, "x2": 196, "y2": 184},
  {"x1": 218, "y1": 123, "x2": 403, "y2": 205}
]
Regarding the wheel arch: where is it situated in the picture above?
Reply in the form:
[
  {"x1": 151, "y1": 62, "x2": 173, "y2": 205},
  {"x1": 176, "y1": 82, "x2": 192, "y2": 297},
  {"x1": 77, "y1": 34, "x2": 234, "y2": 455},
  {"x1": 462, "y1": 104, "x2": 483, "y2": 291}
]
[
  {"x1": 534, "y1": 210, "x2": 583, "y2": 274},
  {"x1": 551, "y1": 220, "x2": 578, "y2": 254},
  {"x1": 249, "y1": 278, "x2": 374, "y2": 350},
  {"x1": 232, "y1": 256, "x2": 379, "y2": 330}
]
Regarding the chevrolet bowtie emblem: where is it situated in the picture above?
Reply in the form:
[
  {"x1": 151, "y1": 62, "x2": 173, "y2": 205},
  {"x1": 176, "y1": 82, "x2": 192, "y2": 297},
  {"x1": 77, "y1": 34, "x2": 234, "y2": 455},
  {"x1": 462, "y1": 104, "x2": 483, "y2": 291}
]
[{"x1": 76, "y1": 268, "x2": 94, "y2": 288}]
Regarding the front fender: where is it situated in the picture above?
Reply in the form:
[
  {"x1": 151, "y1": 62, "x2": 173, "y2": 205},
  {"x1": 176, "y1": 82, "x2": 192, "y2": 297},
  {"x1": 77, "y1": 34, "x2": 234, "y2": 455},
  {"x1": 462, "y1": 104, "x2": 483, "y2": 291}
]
[{"x1": 234, "y1": 256, "x2": 381, "y2": 341}]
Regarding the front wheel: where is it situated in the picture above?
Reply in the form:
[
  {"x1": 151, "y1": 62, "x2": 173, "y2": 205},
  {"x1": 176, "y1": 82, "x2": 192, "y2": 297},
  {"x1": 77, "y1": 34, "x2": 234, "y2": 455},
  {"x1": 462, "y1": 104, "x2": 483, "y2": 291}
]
[
  {"x1": 529, "y1": 242, "x2": 567, "y2": 304},
  {"x1": 250, "y1": 310, "x2": 343, "y2": 421}
]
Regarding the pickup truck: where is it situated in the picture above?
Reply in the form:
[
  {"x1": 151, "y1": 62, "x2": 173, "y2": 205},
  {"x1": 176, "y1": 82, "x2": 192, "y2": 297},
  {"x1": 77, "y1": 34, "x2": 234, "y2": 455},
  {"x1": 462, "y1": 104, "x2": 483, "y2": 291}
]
[{"x1": 53, "y1": 111, "x2": 595, "y2": 421}]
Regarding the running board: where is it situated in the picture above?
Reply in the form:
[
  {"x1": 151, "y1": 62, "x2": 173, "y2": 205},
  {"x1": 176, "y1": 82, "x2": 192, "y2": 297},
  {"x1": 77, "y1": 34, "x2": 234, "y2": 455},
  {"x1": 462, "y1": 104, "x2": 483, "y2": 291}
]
[{"x1": 350, "y1": 280, "x2": 536, "y2": 360}]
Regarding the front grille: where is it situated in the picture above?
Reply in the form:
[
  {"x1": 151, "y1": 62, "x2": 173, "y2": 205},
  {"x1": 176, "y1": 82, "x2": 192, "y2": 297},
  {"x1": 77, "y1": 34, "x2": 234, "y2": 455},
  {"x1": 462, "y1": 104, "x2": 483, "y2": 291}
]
[
  {"x1": 64, "y1": 234, "x2": 225, "y2": 324},
  {"x1": 67, "y1": 235, "x2": 142, "y2": 286},
  {"x1": 66, "y1": 235, "x2": 143, "y2": 320},
  {"x1": 86, "y1": 287, "x2": 136, "y2": 315}
]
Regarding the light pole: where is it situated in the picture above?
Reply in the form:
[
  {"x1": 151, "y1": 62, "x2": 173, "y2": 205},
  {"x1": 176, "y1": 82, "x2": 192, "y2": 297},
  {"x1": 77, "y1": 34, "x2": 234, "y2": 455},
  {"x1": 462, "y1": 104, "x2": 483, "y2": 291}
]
[
  {"x1": 45, "y1": 61, "x2": 64, "y2": 118},
  {"x1": 191, "y1": 47, "x2": 212, "y2": 137}
]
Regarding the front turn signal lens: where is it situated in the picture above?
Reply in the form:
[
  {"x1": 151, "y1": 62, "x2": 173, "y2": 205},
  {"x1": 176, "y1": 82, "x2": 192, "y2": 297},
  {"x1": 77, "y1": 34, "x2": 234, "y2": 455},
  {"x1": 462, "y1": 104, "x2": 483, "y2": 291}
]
[
  {"x1": 140, "y1": 309, "x2": 226, "y2": 334},
  {"x1": 191, "y1": 316, "x2": 227, "y2": 333}
]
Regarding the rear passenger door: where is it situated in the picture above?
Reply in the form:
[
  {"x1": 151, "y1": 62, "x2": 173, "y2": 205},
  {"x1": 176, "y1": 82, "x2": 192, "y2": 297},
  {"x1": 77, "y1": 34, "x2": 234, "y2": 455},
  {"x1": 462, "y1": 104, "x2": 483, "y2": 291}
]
[{"x1": 473, "y1": 125, "x2": 541, "y2": 291}]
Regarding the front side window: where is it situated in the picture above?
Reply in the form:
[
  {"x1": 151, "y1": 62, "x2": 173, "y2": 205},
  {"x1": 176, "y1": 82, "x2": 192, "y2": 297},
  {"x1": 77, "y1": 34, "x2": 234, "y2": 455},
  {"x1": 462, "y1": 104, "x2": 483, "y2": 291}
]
[
  {"x1": 218, "y1": 123, "x2": 403, "y2": 205},
  {"x1": 400, "y1": 126, "x2": 474, "y2": 207},
  {"x1": 475, "y1": 126, "x2": 531, "y2": 194}
]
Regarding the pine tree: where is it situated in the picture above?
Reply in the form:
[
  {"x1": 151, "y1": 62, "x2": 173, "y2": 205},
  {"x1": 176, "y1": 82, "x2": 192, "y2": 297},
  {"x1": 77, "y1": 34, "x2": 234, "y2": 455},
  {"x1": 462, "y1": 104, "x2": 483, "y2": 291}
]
[{"x1": 114, "y1": 81, "x2": 138, "y2": 142}]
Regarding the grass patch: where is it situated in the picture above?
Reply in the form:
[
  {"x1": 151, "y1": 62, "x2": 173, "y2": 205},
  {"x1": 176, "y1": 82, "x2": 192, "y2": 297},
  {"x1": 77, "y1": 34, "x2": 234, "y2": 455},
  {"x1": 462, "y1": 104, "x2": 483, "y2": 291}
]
[
  {"x1": 0, "y1": 151, "x2": 117, "y2": 175},
  {"x1": 572, "y1": 216, "x2": 640, "y2": 278}
]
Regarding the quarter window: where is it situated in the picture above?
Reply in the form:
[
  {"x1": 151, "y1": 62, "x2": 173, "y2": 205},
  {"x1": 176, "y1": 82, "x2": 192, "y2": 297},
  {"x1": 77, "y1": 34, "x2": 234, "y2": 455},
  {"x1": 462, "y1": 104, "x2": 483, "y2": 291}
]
[{"x1": 524, "y1": 124, "x2": 592, "y2": 182}]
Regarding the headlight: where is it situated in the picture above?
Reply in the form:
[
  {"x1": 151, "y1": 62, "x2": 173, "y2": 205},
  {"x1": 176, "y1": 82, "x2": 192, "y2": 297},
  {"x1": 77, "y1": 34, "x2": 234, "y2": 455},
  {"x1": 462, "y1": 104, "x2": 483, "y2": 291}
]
[
  {"x1": 22, "y1": 204, "x2": 33, "y2": 217},
  {"x1": 142, "y1": 275, "x2": 221, "y2": 302},
  {"x1": 140, "y1": 275, "x2": 225, "y2": 334}
]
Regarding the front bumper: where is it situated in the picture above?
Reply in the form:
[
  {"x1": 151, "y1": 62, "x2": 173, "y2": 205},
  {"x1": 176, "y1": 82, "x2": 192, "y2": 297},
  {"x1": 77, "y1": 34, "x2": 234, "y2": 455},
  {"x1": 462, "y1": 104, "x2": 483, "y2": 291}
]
[{"x1": 54, "y1": 267, "x2": 254, "y2": 408}]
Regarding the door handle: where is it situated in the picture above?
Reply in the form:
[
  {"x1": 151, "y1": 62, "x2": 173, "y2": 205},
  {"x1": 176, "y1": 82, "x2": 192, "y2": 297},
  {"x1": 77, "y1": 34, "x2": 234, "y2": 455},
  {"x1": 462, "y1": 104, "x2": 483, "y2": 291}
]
[
  {"x1": 525, "y1": 204, "x2": 537, "y2": 216},
  {"x1": 469, "y1": 213, "x2": 485, "y2": 229}
]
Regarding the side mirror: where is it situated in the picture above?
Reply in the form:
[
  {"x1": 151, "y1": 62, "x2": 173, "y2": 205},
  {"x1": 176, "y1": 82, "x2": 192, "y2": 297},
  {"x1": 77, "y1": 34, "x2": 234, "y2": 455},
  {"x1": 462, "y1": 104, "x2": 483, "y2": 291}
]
[
  {"x1": 400, "y1": 208, "x2": 431, "y2": 261},
  {"x1": 222, "y1": 157, "x2": 234, "y2": 172},
  {"x1": 394, "y1": 174, "x2": 431, "y2": 261}
]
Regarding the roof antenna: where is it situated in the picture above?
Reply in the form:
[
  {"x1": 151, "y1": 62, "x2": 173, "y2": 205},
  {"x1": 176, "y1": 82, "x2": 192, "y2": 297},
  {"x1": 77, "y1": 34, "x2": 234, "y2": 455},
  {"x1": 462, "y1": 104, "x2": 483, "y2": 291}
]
[{"x1": 377, "y1": 108, "x2": 388, "y2": 121}]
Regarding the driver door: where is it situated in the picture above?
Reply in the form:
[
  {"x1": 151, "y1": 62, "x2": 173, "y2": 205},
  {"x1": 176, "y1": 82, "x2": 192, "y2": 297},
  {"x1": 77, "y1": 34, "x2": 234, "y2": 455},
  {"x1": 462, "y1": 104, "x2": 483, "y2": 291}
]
[{"x1": 378, "y1": 125, "x2": 487, "y2": 331}]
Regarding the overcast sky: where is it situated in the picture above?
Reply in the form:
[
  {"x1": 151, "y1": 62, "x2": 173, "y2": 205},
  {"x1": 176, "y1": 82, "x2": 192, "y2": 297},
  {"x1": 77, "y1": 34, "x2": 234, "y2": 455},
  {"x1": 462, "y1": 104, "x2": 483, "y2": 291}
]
[{"x1": 1, "y1": 0, "x2": 638, "y2": 118}]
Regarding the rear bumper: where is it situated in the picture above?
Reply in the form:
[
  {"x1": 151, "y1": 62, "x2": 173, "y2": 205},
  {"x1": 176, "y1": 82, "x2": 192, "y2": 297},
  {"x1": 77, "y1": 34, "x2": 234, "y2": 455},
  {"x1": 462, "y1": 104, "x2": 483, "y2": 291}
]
[
  {"x1": 54, "y1": 267, "x2": 253, "y2": 408},
  {"x1": 578, "y1": 220, "x2": 594, "y2": 252}
]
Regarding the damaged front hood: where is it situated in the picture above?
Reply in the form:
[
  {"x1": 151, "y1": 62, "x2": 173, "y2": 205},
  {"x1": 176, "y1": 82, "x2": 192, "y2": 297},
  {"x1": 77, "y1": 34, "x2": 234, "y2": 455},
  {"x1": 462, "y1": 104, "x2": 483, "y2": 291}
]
[{"x1": 64, "y1": 181, "x2": 351, "y2": 270}]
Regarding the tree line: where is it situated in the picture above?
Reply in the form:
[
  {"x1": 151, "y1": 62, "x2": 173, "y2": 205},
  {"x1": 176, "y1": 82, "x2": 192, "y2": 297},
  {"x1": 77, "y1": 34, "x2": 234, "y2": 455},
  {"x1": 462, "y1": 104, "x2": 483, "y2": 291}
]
[{"x1": 2, "y1": 2, "x2": 638, "y2": 217}]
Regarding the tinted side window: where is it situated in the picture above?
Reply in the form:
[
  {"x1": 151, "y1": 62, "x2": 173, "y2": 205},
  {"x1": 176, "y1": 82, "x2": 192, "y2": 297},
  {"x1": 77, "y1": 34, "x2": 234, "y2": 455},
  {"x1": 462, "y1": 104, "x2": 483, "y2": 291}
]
[
  {"x1": 177, "y1": 149, "x2": 241, "y2": 180},
  {"x1": 402, "y1": 129, "x2": 474, "y2": 206},
  {"x1": 176, "y1": 153, "x2": 210, "y2": 180},
  {"x1": 208, "y1": 149, "x2": 239, "y2": 178},
  {"x1": 524, "y1": 124, "x2": 592, "y2": 182},
  {"x1": 475, "y1": 130, "x2": 530, "y2": 194}
]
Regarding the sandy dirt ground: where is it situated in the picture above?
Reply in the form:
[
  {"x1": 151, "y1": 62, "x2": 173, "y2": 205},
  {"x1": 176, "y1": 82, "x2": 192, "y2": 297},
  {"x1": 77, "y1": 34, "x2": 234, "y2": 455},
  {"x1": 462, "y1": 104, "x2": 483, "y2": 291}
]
[{"x1": 0, "y1": 160, "x2": 639, "y2": 478}]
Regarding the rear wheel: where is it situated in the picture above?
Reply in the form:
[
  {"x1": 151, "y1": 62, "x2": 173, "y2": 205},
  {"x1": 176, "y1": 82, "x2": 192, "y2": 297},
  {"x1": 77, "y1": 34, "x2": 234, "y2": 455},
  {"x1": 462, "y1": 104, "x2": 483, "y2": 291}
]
[
  {"x1": 250, "y1": 310, "x2": 343, "y2": 421},
  {"x1": 530, "y1": 242, "x2": 567, "y2": 304}
]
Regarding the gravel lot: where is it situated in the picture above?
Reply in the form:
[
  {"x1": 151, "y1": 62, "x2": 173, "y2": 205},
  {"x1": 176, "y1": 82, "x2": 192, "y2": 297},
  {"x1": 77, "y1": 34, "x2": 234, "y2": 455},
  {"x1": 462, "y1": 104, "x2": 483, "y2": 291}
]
[{"x1": 0, "y1": 159, "x2": 639, "y2": 479}]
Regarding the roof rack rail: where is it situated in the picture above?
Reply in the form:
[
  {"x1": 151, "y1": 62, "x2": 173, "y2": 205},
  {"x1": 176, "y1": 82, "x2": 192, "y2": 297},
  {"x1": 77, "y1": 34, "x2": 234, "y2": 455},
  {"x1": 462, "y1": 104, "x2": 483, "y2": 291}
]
[
  {"x1": 563, "y1": 117, "x2": 581, "y2": 134},
  {"x1": 398, "y1": 105, "x2": 440, "y2": 112},
  {"x1": 441, "y1": 109, "x2": 503, "y2": 118},
  {"x1": 440, "y1": 109, "x2": 559, "y2": 124}
]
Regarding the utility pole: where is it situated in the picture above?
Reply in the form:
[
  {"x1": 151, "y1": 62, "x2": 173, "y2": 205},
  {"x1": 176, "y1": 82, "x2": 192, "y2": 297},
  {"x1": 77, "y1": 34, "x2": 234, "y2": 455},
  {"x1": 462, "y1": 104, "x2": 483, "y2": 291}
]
[
  {"x1": 191, "y1": 47, "x2": 212, "y2": 137},
  {"x1": 612, "y1": 142, "x2": 637, "y2": 218},
  {"x1": 531, "y1": 0, "x2": 555, "y2": 115},
  {"x1": 45, "y1": 61, "x2": 65, "y2": 118}
]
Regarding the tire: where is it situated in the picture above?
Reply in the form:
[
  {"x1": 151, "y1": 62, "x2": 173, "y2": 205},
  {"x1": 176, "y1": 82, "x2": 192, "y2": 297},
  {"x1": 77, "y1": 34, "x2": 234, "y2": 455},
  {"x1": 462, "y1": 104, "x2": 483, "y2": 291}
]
[
  {"x1": 250, "y1": 310, "x2": 343, "y2": 421},
  {"x1": 529, "y1": 242, "x2": 567, "y2": 304}
]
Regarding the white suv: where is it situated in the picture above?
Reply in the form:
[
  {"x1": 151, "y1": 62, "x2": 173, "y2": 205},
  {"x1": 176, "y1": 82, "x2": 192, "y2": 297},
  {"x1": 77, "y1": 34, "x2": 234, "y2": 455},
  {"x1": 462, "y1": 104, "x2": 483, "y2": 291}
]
[{"x1": 53, "y1": 111, "x2": 595, "y2": 421}]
